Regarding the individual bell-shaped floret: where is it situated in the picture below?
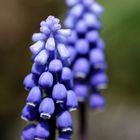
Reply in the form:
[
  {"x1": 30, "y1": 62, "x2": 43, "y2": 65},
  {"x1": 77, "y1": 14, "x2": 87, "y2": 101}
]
[
  {"x1": 75, "y1": 39, "x2": 89, "y2": 55},
  {"x1": 96, "y1": 38, "x2": 105, "y2": 50},
  {"x1": 89, "y1": 93, "x2": 106, "y2": 110},
  {"x1": 39, "y1": 97, "x2": 55, "y2": 119},
  {"x1": 57, "y1": 111, "x2": 73, "y2": 133},
  {"x1": 34, "y1": 49, "x2": 49, "y2": 65},
  {"x1": 49, "y1": 59, "x2": 63, "y2": 73},
  {"x1": 61, "y1": 67, "x2": 73, "y2": 82},
  {"x1": 74, "y1": 83, "x2": 88, "y2": 102},
  {"x1": 39, "y1": 72, "x2": 53, "y2": 88},
  {"x1": 86, "y1": 30, "x2": 99, "y2": 43},
  {"x1": 57, "y1": 29, "x2": 71, "y2": 37},
  {"x1": 57, "y1": 44, "x2": 70, "y2": 60},
  {"x1": 67, "y1": 46, "x2": 77, "y2": 63},
  {"x1": 73, "y1": 58, "x2": 90, "y2": 78},
  {"x1": 21, "y1": 105, "x2": 38, "y2": 121},
  {"x1": 31, "y1": 62, "x2": 46, "y2": 75},
  {"x1": 67, "y1": 31, "x2": 77, "y2": 44},
  {"x1": 65, "y1": 0, "x2": 79, "y2": 7},
  {"x1": 52, "y1": 83, "x2": 67, "y2": 103},
  {"x1": 58, "y1": 132, "x2": 71, "y2": 140},
  {"x1": 23, "y1": 73, "x2": 38, "y2": 91},
  {"x1": 34, "y1": 122, "x2": 50, "y2": 140},
  {"x1": 30, "y1": 41, "x2": 45, "y2": 55},
  {"x1": 32, "y1": 33, "x2": 47, "y2": 42},
  {"x1": 21, "y1": 124, "x2": 36, "y2": 140},
  {"x1": 45, "y1": 35, "x2": 56, "y2": 51},
  {"x1": 75, "y1": 20, "x2": 87, "y2": 34},
  {"x1": 26, "y1": 86, "x2": 42, "y2": 107},
  {"x1": 66, "y1": 90, "x2": 78, "y2": 111},
  {"x1": 90, "y1": 72, "x2": 108, "y2": 90},
  {"x1": 89, "y1": 48, "x2": 105, "y2": 69}
]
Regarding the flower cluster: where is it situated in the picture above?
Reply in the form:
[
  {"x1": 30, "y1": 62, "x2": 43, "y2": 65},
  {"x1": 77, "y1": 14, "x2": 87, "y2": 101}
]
[
  {"x1": 64, "y1": 0, "x2": 108, "y2": 110},
  {"x1": 21, "y1": 16, "x2": 78, "y2": 140}
]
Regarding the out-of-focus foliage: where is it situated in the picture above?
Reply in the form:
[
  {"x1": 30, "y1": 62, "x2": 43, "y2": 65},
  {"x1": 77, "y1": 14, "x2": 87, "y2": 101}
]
[{"x1": 0, "y1": 0, "x2": 140, "y2": 140}]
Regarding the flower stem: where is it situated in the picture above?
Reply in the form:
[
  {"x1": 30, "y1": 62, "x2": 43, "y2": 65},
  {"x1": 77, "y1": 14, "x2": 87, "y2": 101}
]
[{"x1": 79, "y1": 102, "x2": 88, "y2": 140}]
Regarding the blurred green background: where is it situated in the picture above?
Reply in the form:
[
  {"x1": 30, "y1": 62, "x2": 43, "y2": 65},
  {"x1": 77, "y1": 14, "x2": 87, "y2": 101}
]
[{"x1": 0, "y1": 0, "x2": 140, "y2": 139}]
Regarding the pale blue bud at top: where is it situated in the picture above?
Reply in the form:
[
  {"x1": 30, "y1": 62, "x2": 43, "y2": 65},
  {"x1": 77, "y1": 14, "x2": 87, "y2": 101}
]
[
  {"x1": 38, "y1": 72, "x2": 53, "y2": 88},
  {"x1": 57, "y1": 29, "x2": 71, "y2": 37},
  {"x1": 67, "y1": 46, "x2": 77, "y2": 63},
  {"x1": 23, "y1": 73, "x2": 38, "y2": 91},
  {"x1": 75, "y1": 20, "x2": 87, "y2": 33},
  {"x1": 89, "y1": 93, "x2": 106, "y2": 110},
  {"x1": 52, "y1": 83, "x2": 67, "y2": 103},
  {"x1": 49, "y1": 59, "x2": 63, "y2": 73},
  {"x1": 52, "y1": 23, "x2": 61, "y2": 31},
  {"x1": 35, "y1": 122, "x2": 50, "y2": 139},
  {"x1": 34, "y1": 49, "x2": 49, "y2": 65},
  {"x1": 61, "y1": 67, "x2": 73, "y2": 81},
  {"x1": 90, "y1": 72, "x2": 108, "y2": 90},
  {"x1": 58, "y1": 132, "x2": 71, "y2": 140},
  {"x1": 89, "y1": 48, "x2": 105, "y2": 69},
  {"x1": 45, "y1": 35, "x2": 55, "y2": 51},
  {"x1": 66, "y1": 90, "x2": 78, "y2": 111},
  {"x1": 57, "y1": 111, "x2": 73, "y2": 132},
  {"x1": 90, "y1": 2, "x2": 104, "y2": 16},
  {"x1": 73, "y1": 58, "x2": 90, "y2": 78},
  {"x1": 26, "y1": 86, "x2": 42, "y2": 107},
  {"x1": 31, "y1": 62, "x2": 46, "y2": 75},
  {"x1": 57, "y1": 44, "x2": 70, "y2": 60},
  {"x1": 21, "y1": 124, "x2": 36, "y2": 140},
  {"x1": 69, "y1": 4, "x2": 84, "y2": 18},
  {"x1": 65, "y1": 0, "x2": 79, "y2": 7},
  {"x1": 74, "y1": 83, "x2": 88, "y2": 101},
  {"x1": 21, "y1": 105, "x2": 38, "y2": 122},
  {"x1": 30, "y1": 41, "x2": 45, "y2": 55},
  {"x1": 86, "y1": 30, "x2": 99, "y2": 43},
  {"x1": 40, "y1": 25, "x2": 51, "y2": 35},
  {"x1": 32, "y1": 33, "x2": 47, "y2": 42},
  {"x1": 39, "y1": 97, "x2": 55, "y2": 119},
  {"x1": 75, "y1": 39, "x2": 89, "y2": 55}
]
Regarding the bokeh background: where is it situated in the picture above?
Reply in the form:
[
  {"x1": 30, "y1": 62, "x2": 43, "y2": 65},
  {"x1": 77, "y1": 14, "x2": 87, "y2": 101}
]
[{"x1": 0, "y1": 0, "x2": 140, "y2": 140}]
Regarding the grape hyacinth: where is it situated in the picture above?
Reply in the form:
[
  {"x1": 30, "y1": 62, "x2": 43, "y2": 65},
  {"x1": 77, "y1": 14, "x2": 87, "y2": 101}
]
[
  {"x1": 21, "y1": 16, "x2": 78, "y2": 140},
  {"x1": 64, "y1": 0, "x2": 108, "y2": 110}
]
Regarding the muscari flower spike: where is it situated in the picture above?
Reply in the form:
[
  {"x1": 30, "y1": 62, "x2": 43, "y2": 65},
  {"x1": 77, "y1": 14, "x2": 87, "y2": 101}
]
[
  {"x1": 21, "y1": 16, "x2": 78, "y2": 140},
  {"x1": 64, "y1": 0, "x2": 108, "y2": 110}
]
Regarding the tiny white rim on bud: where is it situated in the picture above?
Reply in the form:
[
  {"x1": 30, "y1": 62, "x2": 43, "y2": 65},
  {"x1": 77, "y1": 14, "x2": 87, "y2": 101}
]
[
  {"x1": 21, "y1": 115, "x2": 29, "y2": 122},
  {"x1": 26, "y1": 102, "x2": 36, "y2": 107},
  {"x1": 62, "y1": 127, "x2": 72, "y2": 132},
  {"x1": 40, "y1": 113, "x2": 51, "y2": 119}
]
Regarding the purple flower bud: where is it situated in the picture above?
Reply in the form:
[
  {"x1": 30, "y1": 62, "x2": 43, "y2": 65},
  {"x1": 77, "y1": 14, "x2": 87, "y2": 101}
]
[
  {"x1": 49, "y1": 59, "x2": 63, "y2": 73},
  {"x1": 70, "y1": 4, "x2": 84, "y2": 18},
  {"x1": 26, "y1": 86, "x2": 42, "y2": 107},
  {"x1": 32, "y1": 33, "x2": 46, "y2": 42},
  {"x1": 45, "y1": 35, "x2": 55, "y2": 51},
  {"x1": 65, "y1": 0, "x2": 79, "y2": 7},
  {"x1": 34, "y1": 50, "x2": 49, "y2": 65},
  {"x1": 35, "y1": 122, "x2": 50, "y2": 139},
  {"x1": 86, "y1": 30, "x2": 99, "y2": 43},
  {"x1": 21, "y1": 124, "x2": 36, "y2": 140},
  {"x1": 39, "y1": 72, "x2": 53, "y2": 88},
  {"x1": 52, "y1": 83, "x2": 67, "y2": 103},
  {"x1": 23, "y1": 73, "x2": 38, "y2": 91},
  {"x1": 57, "y1": 29, "x2": 71, "y2": 37},
  {"x1": 39, "y1": 98, "x2": 55, "y2": 119},
  {"x1": 67, "y1": 31, "x2": 77, "y2": 44},
  {"x1": 21, "y1": 105, "x2": 38, "y2": 121},
  {"x1": 74, "y1": 83, "x2": 88, "y2": 101},
  {"x1": 82, "y1": 0, "x2": 93, "y2": 6},
  {"x1": 57, "y1": 111, "x2": 73, "y2": 132},
  {"x1": 66, "y1": 90, "x2": 78, "y2": 111},
  {"x1": 73, "y1": 58, "x2": 90, "y2": 78},
  {"x1": 89, "y1": 48, "x2": 105, "y2": 69},
  {"x1": 40, "y1": 26, "x2": 51, "y2": 35},
  {"x1": 31, "y1": 63, "x2": 46, "y2": 75},
  {"x1": 75, "y1": 20, "x2": 87, "y2": 33},
  {"x1": 57, "y1": 44, "x2": 70, "y2": 60},
  {"x1": 96, "y1": 38, "x2": 105, "y2": 49},
  {"x1": 67, "y1": 46, "x2": 77, "y2": 63},
  {"x1": 90, "y1": 72, "x2": 108, "y2": 90},
  {"x1": 61, "y1": 67, "x2": 73, "y2": 81},
  {"x1": 75, "y1": 39, "x2": 89, "y2": 55},
  {"x1": 30, "y1": 41, "x2": 45, "y2": 55},
  {"x1": 64, "y1": 15, "x2": 75, "y2": 29},
  {"x1": 89, "y1": 93, "x2": 106, "y2": 110}
]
